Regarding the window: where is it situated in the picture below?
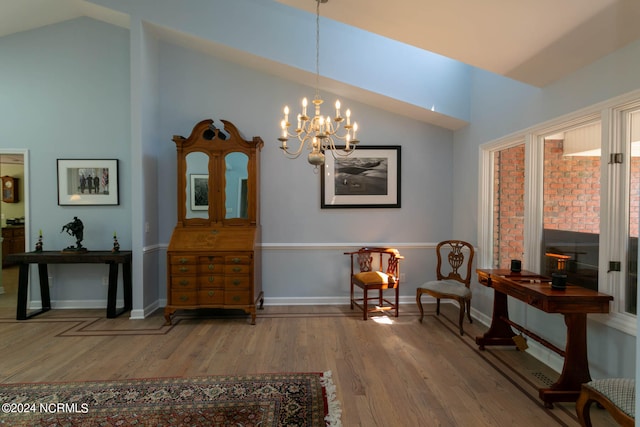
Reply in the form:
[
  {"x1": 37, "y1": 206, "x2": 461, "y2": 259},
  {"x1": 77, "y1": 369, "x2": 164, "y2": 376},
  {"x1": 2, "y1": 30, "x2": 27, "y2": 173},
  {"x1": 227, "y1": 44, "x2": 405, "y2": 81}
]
[
  {"x1": 625, "y1": 108, "x2": 640, "y2": 314},
  {"x1": 542, "y1": 122, "x2": 601, "y2": 292},
  {"x1": 479, "y1": 93, "x2": 640, "y2": 334},
  {"x1": 492, "y1": 144, "x2": 525, "y2": 269}
]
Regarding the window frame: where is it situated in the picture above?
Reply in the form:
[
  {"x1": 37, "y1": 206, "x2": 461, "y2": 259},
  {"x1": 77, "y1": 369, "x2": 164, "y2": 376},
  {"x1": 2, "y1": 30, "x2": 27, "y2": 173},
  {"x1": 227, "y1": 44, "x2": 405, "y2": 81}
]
[{"x1": 478, "y1": 90, "x2": 640, "y2": 336}]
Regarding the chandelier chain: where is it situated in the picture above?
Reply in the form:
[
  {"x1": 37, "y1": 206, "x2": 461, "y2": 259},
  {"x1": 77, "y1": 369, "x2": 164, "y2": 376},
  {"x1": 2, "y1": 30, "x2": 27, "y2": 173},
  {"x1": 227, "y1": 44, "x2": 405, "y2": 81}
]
[
  {"x1": 315, "y1": 0, "x2": 320, "y2": 100},
  {"x1": 277, "y1": 0, "x2": 360, "y2": 169}
]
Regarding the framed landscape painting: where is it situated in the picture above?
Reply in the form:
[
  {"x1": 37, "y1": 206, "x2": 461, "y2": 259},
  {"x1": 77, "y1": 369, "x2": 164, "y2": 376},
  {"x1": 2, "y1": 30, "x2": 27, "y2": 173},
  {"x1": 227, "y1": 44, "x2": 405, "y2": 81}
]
[
  {"x1": 57, "y1": 159, "x2": 119, "y2": 206},
  {"x1": 321, "y1": 145, "x2": 401, "y2": 208}
]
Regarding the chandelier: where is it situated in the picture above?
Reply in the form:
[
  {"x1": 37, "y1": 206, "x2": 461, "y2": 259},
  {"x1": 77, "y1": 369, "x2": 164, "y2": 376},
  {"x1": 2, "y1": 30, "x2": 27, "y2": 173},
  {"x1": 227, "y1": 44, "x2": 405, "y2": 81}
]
[{"x1": 278, "y1": 0, "x2": 359, "y2": 170}]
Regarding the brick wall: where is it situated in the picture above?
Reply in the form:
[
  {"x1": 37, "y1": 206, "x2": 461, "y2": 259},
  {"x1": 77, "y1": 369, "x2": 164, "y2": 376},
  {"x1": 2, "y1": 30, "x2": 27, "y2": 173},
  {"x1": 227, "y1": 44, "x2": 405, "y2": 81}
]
[
  {"x1": 493, "y1": 145, "x2": 525, "y2": 269},
  {"x1": 543, "y1": 140, "x2": 600, "y2": 233}
]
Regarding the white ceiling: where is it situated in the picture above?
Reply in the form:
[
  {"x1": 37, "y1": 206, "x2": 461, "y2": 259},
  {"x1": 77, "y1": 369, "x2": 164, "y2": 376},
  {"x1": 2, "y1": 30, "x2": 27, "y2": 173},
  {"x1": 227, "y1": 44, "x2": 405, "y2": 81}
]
[{"x1": 2, "y1": 0, "x2": 640, "y2": 87}]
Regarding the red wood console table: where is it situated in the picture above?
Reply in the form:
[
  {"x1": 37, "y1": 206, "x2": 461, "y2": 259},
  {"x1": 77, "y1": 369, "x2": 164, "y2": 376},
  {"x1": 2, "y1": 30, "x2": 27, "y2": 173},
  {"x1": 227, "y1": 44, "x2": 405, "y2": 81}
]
[
  {"x1": 6, "y1": 251, "x2": 132, "y2": 320},
  {"x1": 476, "y1": 268, "x2": 613, "y2": 408}
]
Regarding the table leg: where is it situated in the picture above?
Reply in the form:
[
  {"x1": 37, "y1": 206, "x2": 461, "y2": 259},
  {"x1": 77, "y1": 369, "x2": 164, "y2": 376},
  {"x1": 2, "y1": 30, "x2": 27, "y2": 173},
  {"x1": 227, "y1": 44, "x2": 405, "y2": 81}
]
[
  {"x1": 106, "y1": 261, "x2": 132, "y2": 318},
  {"x1": 123, "y1": 261, "x2": 132, "y2": 312},
  {"x1": 475, "y1": 289, "x2": 517, "y2": 349},
  {"x1": 106, "y1": 262, "x2": 118, "y2": 318},
  {"x1": 539, "y1": 313, "x2": 591, "y2": 407},
  {"x1": 16, "y1": 263, "x2": 51, "y2": 320},
  {"x1": 38, "y1": 264, "x2": 51, "y2": 311},
  {"x1": 16, "y1": 263, "x2": 30, "y2": 320}
]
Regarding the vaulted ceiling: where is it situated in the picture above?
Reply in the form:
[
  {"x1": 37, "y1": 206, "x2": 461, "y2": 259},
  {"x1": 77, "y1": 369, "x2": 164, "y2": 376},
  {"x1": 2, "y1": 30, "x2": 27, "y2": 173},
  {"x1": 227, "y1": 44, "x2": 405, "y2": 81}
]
[{"x1": 3, "y1": 0, "x2": 640, "y2": 88}]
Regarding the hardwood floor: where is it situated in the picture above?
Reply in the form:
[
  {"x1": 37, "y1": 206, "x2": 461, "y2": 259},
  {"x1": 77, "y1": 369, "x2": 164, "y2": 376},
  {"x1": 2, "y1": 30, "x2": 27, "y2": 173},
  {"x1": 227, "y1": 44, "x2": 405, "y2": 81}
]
[{"x1": 0, "y1": 292, "x2": 618, "y2": 425}]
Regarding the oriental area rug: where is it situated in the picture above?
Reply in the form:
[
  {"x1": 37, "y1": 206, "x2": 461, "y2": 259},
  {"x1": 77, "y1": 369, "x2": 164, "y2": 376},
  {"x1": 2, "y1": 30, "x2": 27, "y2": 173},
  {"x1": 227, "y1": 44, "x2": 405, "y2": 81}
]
[{"x1": 0, "y1": 371, "x2": 342, "y2": 427}]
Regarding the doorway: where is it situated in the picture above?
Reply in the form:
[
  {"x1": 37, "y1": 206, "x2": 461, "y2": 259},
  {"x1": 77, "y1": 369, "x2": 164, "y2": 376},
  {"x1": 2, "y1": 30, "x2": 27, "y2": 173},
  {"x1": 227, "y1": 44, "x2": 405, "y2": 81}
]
[{"x1": 0, "y1": 150, "x2": 28, "y2": 308}]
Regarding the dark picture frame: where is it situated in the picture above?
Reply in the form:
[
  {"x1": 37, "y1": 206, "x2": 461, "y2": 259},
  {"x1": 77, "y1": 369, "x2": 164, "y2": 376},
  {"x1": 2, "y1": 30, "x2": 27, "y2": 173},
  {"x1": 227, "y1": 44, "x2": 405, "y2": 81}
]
[
  {"x1": 321, "y1": 145, "x2": 401, "y2": 208},
  {"x1": 190, "y1": 174, "x2": 209, "y2": 211},
  {"x1": 57, "y1": 159, "x2": 119, "y2": 206}
]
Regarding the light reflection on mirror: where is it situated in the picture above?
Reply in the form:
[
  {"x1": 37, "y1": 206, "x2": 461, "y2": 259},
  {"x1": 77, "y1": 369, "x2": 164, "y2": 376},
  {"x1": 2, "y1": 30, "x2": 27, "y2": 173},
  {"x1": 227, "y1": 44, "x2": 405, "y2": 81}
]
[
  {"x1": 186, "y1": 151, "x2": 209, "y2": 219},
  {"x1": 225, "y1": 152, "x2": 249, "y2": 219}
]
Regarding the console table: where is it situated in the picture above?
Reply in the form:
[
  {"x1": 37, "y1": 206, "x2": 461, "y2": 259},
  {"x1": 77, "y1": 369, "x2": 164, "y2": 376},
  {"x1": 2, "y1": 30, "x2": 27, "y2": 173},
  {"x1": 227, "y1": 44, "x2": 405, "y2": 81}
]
[
  {"x1": 6, "y1": 251, "x2": 132, "y2": 320},
  {"x1": 476, "y1": 268, "x2": 613, "y2": 408}
]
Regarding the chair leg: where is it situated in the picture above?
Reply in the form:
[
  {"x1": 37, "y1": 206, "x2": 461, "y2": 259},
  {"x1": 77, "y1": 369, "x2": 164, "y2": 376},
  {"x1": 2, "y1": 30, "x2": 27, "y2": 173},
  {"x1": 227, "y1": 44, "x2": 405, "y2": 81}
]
[
  {"x1": 350, "y1": 281, "x2": 354, "y2": 310},
  {"x1": 466, "y1": 299, "x2": 472, "y2": 323},
  {"x1": 363, "y1": 287, "x2": 368, "y2": 320},
  {"x1": 416, "y1": 290, "x2": 424, "y2": 323},
  {"x1": 394, "y1": 284, "x2": 399, "y2": 317},
  {"x1": 458, "y1": 299, "x2": 465, "y2": 336},
  {"x1": 436, "y1": 299, "x2": 441, "y2": 315},
  {"x1": 575, "y1": 390, "x2": 594, "y2": 427}
]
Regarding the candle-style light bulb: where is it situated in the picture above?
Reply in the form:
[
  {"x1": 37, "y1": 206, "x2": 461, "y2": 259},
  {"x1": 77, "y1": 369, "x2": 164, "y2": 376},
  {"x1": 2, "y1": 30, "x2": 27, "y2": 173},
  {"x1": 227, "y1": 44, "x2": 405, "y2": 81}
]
[
  {"x1": 353, "y1": 122, "x2": 358, "y2": 139},
  {"x1": 302, "y1": 97, "x2": 308, "y2": 117},
  {"x1": 335, "y1": 100, "x2": 341, "y2": 118},
  {"x1": 283, "y1": 106, "x2": 289, "y2": 123},
  {"x1": 346, "y1": 109, "x2": 351, "y2": 125}
]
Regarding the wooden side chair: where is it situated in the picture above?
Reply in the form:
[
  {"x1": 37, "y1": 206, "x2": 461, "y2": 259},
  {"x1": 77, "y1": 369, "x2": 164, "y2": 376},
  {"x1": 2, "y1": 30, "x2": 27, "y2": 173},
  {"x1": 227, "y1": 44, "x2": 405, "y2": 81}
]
[
  {"x1": 345, "y1": 247, "x2": 403, "y2": 320},
  {"x1": 416, "y1": 240, "x2": 475, "y2": 335},
  {"x1": 576, "y1": 379, "x2": 635, "y2": 427}
]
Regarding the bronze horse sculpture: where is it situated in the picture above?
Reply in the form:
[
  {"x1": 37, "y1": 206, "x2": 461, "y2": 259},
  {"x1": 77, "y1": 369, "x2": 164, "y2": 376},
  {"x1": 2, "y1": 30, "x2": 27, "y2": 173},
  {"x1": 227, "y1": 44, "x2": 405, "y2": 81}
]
[{"x1": 61, "y1": 216, "x2": 85, "y2": 251}]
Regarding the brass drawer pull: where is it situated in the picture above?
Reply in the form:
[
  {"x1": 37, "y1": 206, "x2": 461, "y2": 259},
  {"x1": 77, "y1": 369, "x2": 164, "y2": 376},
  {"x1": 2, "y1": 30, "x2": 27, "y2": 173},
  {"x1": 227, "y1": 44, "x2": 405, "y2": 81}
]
[
  {"x1": 208, "y1": 290, "x2": 215, "y2": 297},
  {"x1": 208, "y1": 264, "x2": 214, "y2": 270},
  {"x1": 179, "y1": 266, "x2": 189, "y2": 272},
  {"x1": 232, "y1": 267, "x2": 241, "y2": 273},
  {"x1": 180, "y1": 295, "x2": 189, "y2": 302},
  {"x1": 179, "y1": 280, "x2": 189, "y2": 286},
  {"x1": 233, "y1": 280, "x2": 241, "y2": 286},
  {"x1": 231, "y1": 257, "x2": 241, "y2": 264},
  {"x1": 179, "y1": 258, "x2": 188, "y2": 264},
  {"x1": 233, "y1": 295, "x2": 241, "y2": 302},
  {"x1": 208, "y1": 276, "x2": 214, "y2": 283}
]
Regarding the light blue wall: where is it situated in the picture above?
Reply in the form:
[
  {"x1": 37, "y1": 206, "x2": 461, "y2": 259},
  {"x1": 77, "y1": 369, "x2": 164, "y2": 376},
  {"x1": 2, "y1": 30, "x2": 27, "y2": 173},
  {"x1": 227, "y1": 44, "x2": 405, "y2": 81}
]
[
  {"x1": 0, "y1": 18, "x2": 131, "y2": 304},
  {"x1": 453, "y1": 39, "x2": 640, "y2": 379},
  {"x1": 91, "y1": 0, "x2": 472, "y2": 124},
  {"x1": 154, "y1": 39, "x2": 455, "y2": 301}
]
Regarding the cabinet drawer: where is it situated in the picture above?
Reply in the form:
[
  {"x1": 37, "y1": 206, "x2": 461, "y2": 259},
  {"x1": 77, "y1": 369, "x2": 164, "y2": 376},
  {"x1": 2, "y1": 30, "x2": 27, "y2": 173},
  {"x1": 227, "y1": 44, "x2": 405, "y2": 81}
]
[
  {"x1": 198, "y1": 289, "x2": 224, "y2": 304},
  {"x1": 197, "y1": 275, "x2": 224, "y2": 288},
  {"x1": 171, "y1": 276, "x2": 197, "y2": 290},
  {"x1": 170, "y1": 255, "x2": 197, "y2": 265},
  {"x1": 225, "y1": 291, "x2": 250, "y2": 305},
  {"x1": 225, "y1": 255, "x2": 251, "y2": 265},
  {"x1": 225, "y1": 264, "x2": 251, "y2": 275},
  {"x1": 171, "y1": 264, "x2": 197, "y2": 274},
  {"x1": 198, "y1": 257, "x2": 224, "y2": 274},
  {"x1": 171, "y1": 291, "x2": 197, "y2": 306},
  {"x1": 225, "y1": 276, "x2": 250, "y2": 290}
]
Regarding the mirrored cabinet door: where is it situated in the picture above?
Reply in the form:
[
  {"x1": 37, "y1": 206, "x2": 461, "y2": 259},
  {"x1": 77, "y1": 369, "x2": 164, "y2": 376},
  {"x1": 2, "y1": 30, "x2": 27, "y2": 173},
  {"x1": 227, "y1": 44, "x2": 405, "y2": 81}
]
[
  {"x1": 185, "y1": 151, "x2": 210, "y2": 219},
  {"x1": 224, "y1": 152, "x2": 249, "y2": 219}
]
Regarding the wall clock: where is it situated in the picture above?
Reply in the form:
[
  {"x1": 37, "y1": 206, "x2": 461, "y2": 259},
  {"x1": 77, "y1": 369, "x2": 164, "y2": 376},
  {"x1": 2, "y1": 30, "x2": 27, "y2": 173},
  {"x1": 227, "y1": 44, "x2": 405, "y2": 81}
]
[{"x1": 2, "y1": 176, "x2": 18, "y2": 203}]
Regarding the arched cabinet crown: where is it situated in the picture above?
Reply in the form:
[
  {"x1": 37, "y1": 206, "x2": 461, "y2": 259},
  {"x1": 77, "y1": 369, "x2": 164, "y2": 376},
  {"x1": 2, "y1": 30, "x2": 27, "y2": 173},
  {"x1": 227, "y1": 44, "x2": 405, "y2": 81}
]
[{"x1": 165, "y1": 119, "x2": 264, "y2": 326}]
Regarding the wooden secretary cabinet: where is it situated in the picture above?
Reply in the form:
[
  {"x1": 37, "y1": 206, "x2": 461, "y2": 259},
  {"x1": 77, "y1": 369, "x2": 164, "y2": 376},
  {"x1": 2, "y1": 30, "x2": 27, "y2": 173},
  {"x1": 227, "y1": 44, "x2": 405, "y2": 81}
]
[{"x1": 164, "y1": 119, "x2": 264, "y2": 325}]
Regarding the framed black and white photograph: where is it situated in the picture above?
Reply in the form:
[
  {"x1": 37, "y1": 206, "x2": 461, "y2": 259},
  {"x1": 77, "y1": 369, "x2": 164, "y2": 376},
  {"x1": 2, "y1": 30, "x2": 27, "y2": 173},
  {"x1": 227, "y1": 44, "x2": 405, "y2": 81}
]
[
  {"x1": 57, "y1": 159, "x2": 119, "y2": 206},
  {"x1": 190, "y1": 174, "x2": 209, "y2": 211},
  {"x1": 321, "y1": 145, "x2": 401, "y2": 208}
]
